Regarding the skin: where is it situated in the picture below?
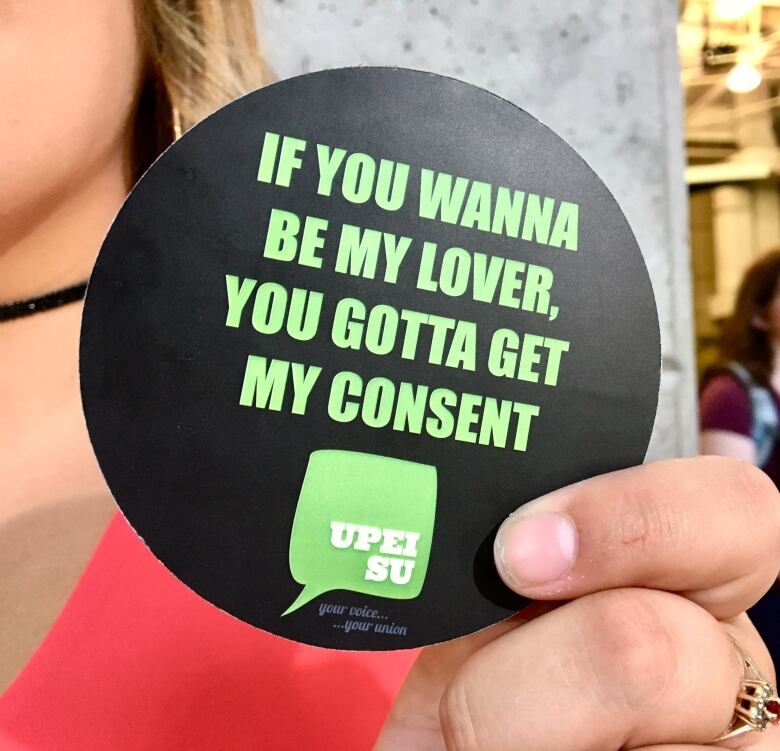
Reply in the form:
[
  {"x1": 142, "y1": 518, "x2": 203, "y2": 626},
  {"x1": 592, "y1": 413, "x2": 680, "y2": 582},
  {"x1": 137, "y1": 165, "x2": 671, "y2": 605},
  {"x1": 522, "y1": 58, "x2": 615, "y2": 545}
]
[
  {"x1": 700, "y1": 430, "x2": 756, "y2": 464},
  {"x1": 0, "y1": 2, "x2": 778, "y2": 747},
  {"x1": 0, "y1": 0, "x2": 141, "y2": 690}
]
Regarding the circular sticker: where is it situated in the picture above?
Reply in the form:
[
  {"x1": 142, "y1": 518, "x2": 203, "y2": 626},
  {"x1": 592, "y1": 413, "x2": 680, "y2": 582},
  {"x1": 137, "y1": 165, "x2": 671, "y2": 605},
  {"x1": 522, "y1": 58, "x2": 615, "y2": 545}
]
[{"x1": 80, "y1": 67, "x2": 660, "y2": 650}]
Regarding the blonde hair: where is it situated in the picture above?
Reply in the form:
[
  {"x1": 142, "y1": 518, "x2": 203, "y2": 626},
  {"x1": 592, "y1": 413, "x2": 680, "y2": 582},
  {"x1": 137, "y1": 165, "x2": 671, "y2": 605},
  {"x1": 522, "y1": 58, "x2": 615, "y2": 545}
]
[{"x1": 133, "y1": 0, "x2": 267, "y2": 177}]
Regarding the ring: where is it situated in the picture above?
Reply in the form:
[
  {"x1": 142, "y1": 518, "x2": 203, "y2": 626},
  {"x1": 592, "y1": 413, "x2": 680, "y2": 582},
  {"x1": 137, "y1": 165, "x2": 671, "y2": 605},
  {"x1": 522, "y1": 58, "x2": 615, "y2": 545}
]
[{"x1": 715, "y1": 637, "x2": 779, "y2": 741}]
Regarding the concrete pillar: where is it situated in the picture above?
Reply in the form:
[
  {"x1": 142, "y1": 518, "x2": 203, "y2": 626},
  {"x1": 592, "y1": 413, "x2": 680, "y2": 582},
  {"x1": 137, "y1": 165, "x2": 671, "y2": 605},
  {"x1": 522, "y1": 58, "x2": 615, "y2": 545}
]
[
  {"x1": 708, "y1": 182, "x2": 780, "y2": 323},
  {"x1": 753, "y1": 182, "x2": 780, "y2": 255},
  {"x1": 257, "y1": 0, "x2": 696, "y2": 459},
  {"x1": 710, "y1": 185, "x2": 754, "y2": 320}
]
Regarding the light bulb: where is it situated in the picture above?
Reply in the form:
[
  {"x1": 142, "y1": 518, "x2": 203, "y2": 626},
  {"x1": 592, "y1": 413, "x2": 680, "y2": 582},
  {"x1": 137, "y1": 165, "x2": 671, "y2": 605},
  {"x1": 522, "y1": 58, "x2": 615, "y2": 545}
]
[
  {"x1": 714, "y1": 0, "x2": 758, "y2": 20},
  {"x1": 726, "y1": 62, "x2": 762, "y2": 93}
]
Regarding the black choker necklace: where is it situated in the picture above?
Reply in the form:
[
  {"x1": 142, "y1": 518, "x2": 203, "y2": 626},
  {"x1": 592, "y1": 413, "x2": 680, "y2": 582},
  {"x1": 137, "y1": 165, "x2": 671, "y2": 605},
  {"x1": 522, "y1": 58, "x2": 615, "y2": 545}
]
[{"x1": 0, "y1": 281, "x2": 89, "y2": 323}]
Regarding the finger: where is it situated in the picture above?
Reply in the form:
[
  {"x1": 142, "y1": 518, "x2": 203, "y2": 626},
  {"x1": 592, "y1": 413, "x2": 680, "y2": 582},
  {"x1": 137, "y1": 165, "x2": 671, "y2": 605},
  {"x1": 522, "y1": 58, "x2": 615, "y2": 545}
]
[
  {"x1": 440, "y1": 589, "x2": 744, "y2": 751},
  {"x1": 373, "y1": 603, "x2": 556, "y2": 751},
  {"x1": 621, "y1": 737, "x2": 780, "y2": 751},
  {"x1": 715, "y1": 613, "x2": 778, "y2": 751},
  {"x1": 373, "y1": 620, "x2": 517, "y2": 751},
  {"x1": 639, "y1": 736, "x2": 780, "y2": 751},
  {"x1": 493, "y1": 456, "x2": 780, "y2": 619},
  {"x1": 724, "y1": 612, "x2": 776, "y2": 685}
]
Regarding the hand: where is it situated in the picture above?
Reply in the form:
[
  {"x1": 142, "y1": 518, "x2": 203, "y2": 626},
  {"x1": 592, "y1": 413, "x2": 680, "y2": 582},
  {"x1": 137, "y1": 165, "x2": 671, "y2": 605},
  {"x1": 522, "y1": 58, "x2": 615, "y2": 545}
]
[{"x1": 373, "y1": 457, "x2": 780, "y2": 750}]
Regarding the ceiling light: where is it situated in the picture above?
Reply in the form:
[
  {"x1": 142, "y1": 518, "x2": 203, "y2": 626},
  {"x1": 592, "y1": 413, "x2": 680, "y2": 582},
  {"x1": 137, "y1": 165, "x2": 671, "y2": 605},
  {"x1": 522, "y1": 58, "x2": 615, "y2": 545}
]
[
  {"x1": 714, "y1": 0, "x2": 758, "y2": 20},
  {"x1": 726, "y1": 62, "x2": 762, "y2": 92}
]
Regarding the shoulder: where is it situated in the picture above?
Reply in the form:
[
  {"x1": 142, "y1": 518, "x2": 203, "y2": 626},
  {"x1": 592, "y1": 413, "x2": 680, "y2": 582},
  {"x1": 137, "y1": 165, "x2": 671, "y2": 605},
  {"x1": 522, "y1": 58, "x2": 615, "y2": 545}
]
[
  {"x1": 700, "y1": 373, "x2": 752, "y2": 436},
  {"x1": 701, "y1": 372, "x2": 749, "y2": 404}
]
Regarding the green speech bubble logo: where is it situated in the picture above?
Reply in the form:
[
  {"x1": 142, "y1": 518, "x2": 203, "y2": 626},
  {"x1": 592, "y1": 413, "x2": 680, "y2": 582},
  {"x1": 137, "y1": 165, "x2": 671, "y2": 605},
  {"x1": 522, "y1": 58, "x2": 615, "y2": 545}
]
[{"x1": 282, "y1": 450, "x2": 437, "y2": 615}]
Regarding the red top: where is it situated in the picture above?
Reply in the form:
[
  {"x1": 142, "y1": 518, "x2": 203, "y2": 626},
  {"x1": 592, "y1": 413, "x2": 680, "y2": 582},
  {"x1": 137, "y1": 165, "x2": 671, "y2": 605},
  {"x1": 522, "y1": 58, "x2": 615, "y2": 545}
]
[{"x1": 0, "y1": 514, "x2": 416, "y2": 750}]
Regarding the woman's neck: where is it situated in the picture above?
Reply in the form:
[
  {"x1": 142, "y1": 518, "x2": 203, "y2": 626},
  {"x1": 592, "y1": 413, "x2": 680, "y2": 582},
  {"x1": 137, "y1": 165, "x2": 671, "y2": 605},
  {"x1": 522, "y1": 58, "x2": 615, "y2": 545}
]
[{"x1": 0, "y1": 156, "x2": 131, "y2": 303}]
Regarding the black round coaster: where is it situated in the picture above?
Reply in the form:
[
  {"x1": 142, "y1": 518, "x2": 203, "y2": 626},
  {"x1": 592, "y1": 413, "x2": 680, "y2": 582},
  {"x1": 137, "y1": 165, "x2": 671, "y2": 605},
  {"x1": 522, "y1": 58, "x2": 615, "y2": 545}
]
[{"x1": 80, "y1": 67, "x2": 660, "y2": 650}]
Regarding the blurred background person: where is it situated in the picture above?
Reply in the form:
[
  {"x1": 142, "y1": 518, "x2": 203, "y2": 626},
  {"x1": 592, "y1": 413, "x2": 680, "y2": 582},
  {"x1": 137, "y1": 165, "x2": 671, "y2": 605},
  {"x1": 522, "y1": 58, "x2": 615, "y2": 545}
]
[{"x1": 700, "y1": 249, "x2": 780, "y2": 662}]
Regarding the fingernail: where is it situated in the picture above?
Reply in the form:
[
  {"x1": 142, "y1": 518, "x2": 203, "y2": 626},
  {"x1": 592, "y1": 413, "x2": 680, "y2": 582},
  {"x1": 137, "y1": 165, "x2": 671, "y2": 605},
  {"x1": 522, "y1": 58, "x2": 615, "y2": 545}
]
[{"x1": 494, "y1": 511, "x2": 577, "y2": 589}]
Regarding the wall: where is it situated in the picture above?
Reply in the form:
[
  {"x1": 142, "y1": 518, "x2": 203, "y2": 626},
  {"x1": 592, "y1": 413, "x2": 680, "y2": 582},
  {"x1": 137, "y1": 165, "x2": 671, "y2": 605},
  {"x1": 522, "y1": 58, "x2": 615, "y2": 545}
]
[{"x1": 257, "y1": 0, "x2": 696, "y2": 459}]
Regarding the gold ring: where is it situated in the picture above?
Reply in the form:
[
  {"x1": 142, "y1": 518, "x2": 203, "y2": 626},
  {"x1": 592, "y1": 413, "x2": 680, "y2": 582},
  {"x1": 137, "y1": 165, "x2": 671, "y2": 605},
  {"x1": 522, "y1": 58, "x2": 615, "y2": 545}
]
[{"x1": 715, "y1": 637, "x2": 779, "y2": 741}]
